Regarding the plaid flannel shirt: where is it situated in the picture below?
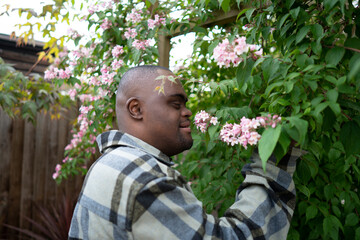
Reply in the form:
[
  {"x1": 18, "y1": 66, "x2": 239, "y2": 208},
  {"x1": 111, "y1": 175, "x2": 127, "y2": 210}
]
[{"x1": 69, "y1": 130, "x2": 301, "y2": 240}]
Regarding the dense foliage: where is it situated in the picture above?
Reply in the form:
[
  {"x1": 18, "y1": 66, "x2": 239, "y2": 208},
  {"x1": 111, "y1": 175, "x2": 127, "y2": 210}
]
[
  {"x1": 0, "y1": 57, "x2": 70, "y2": 122},
  {"x1": 2, "y1": 0, "x2": 360, "y2": 239}
]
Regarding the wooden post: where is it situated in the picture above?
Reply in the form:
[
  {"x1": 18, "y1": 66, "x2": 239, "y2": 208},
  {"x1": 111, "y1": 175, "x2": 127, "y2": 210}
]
[{"x1": 158, "y1": 35, "x2": 171, "y2": 68}]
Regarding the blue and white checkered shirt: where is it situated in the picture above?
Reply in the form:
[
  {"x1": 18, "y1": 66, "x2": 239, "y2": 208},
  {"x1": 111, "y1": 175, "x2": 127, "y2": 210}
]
[{"x1": 69, "y1": 130, "x2": 300, "y2": 239}]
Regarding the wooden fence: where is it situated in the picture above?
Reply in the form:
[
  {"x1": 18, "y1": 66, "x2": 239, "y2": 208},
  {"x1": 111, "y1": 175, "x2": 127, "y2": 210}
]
[{"x1": 0, "y1": 107, "x2": 87, "y2": 239}]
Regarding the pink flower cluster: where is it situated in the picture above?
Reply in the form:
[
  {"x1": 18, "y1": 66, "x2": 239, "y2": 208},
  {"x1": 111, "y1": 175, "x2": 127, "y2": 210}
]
[
  {"x1": 126, "y1": 9, "x2": 143, "y2": 24},
  {"x1": 148, "y1": 14, "x2": 166, "y2": 30},
  {"x1": 100, "y1": 65, "x2": 116, "y2": 85},
  {"x1": 65, "y1": 105, "x2": 94, "y2": 151},
  {"x1": 44, "y1": 67, "x2": 71, "y2": 80},
  {"x1": 124, "y1": 28, "x2": 137, "y2": 39},
  {"x1": 52, "y1": 164, "x2": 61, "y2": 179},
  {"x1": 256, "y1": 114, "x2": 282, "y2": 128},
  {"x1": 132, "y1": 39, "x2": 151, "y2": 50},
  {"x1": 194, "y1": 110, "x2": 218, "y2": 133},
  {"x1": 101, "y1": 18, "x2": 113, "y2": 30},
  {"x1": 213, "y1": 36, "x2": 263, "y2": 68},
  {"x1": 111, "y1": 45, "x2": 124, "y2": 57},
  {"x1": 195, "y1": 110, "x2": 282, "y2": 149},
  {"x1": 220, "y1": 117, "x2": 261, "y2": 148},
  {"x1": 111, "y1": 59, "x2": 124, "y2": 70},
  {"x1": 219, "y1": 115, "x2": 281, "y2": 148},
  {"x1": 88, "y1": 4, "x2": 99, "y2": 15}
]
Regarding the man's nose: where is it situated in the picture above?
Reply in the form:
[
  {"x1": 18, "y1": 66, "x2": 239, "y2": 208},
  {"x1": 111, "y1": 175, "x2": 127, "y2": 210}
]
[{"x1": 183, "y1": 107, "x2": 192, "y2": 117}]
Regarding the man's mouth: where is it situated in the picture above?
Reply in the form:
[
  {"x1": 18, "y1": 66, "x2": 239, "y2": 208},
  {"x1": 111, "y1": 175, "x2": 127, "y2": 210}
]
[{"x1": 179, "y1": 121, "x2": 191, "y2": 128}]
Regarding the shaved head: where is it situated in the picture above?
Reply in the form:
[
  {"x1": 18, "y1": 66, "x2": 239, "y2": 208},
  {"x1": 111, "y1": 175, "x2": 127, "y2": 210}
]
[{"x1": 117, "y1": 65, "x2": 171, "y2": 97}]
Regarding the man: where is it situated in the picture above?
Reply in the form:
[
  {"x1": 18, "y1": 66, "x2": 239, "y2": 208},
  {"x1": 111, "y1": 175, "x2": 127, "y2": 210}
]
[{"x1": 69, "y1": 65, "x2": 301, "y2": 239}]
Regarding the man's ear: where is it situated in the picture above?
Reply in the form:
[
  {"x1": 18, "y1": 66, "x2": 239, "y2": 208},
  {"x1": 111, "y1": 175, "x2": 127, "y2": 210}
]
[{"x1": 126, "y1": 97, "x2": 143, "y2": 120}]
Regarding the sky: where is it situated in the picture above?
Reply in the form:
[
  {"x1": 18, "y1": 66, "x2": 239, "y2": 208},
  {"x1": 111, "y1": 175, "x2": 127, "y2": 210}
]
[{"x1": 0, "y1": 0, "x2": 194, "y2": 68}]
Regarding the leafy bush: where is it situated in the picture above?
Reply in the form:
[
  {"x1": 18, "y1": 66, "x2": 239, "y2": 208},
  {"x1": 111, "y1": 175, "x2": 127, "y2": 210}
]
[{"x1": 4, "y1": 0, "x2": 360, "y2": 239}]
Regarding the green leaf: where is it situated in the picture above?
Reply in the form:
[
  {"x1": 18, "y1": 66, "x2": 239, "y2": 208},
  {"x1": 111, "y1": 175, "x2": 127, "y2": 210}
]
[
  {"x1": 216, "y1": 106, "x2": 251, "y2": 120},
  {"x1": 345, "y1": 213, "x2": 359, "y2": 227},
  {"x1": 328, "y1": 102, "x2": 341, "y2": 116},
  {"x1": 313, "y1": 102, "x2": 329, "y2": 118},
  {"x1": 326, "y1": 89, "x2": 338, "y2": 103},
  {"x1": 208, "y1": 40, "x2": 220, "y2": 55},
  {"x1": 261, "y1": 58, "x2": 279, "y2": 83},
  {"x1": 258, "y1": 125, "x2": 282, "y2": 171},
  {"x1": 324, "y1": 184, "x2": 335, "y2": 200},
  {"x1": 286, "y1": 0, "x2": 295, "y2": 9},
  {"x1": 324, "y1": 0, "x2": 338, "y2": 11},
  {"x1": 297, "y1": 184, "x2": 310, "y2": 198},
  {"x1": 220, "y1": 0, "x2": 231, "y2": 12},
  {"x1": 287, "y1": 116, "x2": 308, "y2": 146},
  {"x1": 208, "y1": 125, "x2": 218, "y2": 140},
  {"x1": 325, "y1": 47, "x2": 345, "y2": 66},
  {"x1": 245, "y1": 8, "x2": 255, "y2": 22},
  {"x1": 290, "y1": 7, "x2": 300, "y2": 20},
  {"x1": 340, "y1": 121, "x2": 360, "y2": 155},
  {"x1": 356, "y1": 227, "x2": 360, "y2": 240},
  {"x1": 236, "y1": 59, "x2": 254, "y2": 88},
  {"x1": 311, "y1": 24, "x2": 324, "y2": 39},
  {"x1": 344, "y1": 38, "x2": 360, "y2": 51},
  {"x1": 278, "y1": 13, "x2": 290, "y2": 29},
  {"x1": 297, "y1": 160, "x2": 311, "y2": 183},
  {"x1": 296, "y1": 26, "x2": 310, "y2": 44},
  {"x1": 349, "y1": 57, "x2": 360, "y2": 80},
  {"x1": 306, "y1": 205, "x2": 318, "y2": 222}
]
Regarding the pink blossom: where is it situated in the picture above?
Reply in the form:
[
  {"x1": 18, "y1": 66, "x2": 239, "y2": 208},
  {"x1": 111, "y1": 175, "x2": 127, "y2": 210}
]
[
  {"x1": 44, "y1": 69, "x2": 56, "y2": 80},
  {"x1": 100, "y1": 18, "x2": 112, "y2": 30},
  {"x1": 88, "y1": 4, "x2": 98, "y2": 15},
  {"x1": 210, "y1": 117, "x2": 218, "y2": 125},
  {"x1": 101, "y1": 65, "x2": 111, "y2": 74},
  {"x1": 52, "y1": 172, "x2": 59, "y2": 179},
  {"x1": 124, "y1": 28, "x2": 137, "y2": 39},
  {"x1": 52, "y1": 164, "x2": 62, "y2": 179},
  {"x1": 111, "y1": 59, "x2": 124, "y2": 70},
  {"x1": 147, "y1": 14, "x2": 166, "y2": 30},
  {"x1": 54, "y1": 58, "x2": 61, "y2": 66},
  {"x1": 55, "y1": 164, "x2": 61, "y2": 171},
  {"x1": 101, "y1": 1, "x2": 113, "y2": 10},
  {"x1": 88, "y1": 76, "x2": 100, "y2": 86},
  {"x1": 195, "y1": 110, "x2": 218, "y2": 133},
  {"x1": 100, "y1": 71, "x2": 116, "y2": 85},
  {"x1": 68, "y1": 89, "x2": 77, "y2": 101},
  {"x1": 148, "y1": 19, "x2": 156, "y2": 30},
  {"x1": 126, "y1": 9, "x2": 142, "y2": 24},
  {"x1": 111, "y1": 45, "x2": 124, "y2": 58},
  {"x1": 213, "y1": 36, "x2": 263, "y2": 68},
  {"x1": 59, "y1": 50, "x2": 68, "y2": 58},
  {"x1": 132, "y1": 39, "x2": 150, "y2": 50}
]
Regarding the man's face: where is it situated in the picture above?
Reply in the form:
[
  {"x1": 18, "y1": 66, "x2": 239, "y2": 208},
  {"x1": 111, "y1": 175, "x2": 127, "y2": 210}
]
[{"x1": 141, "y1": 70, "x2": 193, "y2": 156}]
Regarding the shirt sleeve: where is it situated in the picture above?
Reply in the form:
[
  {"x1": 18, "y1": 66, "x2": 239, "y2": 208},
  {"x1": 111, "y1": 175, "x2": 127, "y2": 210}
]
[{"x1": 131, "y1": 148, "x2": 302, "y2": 240}]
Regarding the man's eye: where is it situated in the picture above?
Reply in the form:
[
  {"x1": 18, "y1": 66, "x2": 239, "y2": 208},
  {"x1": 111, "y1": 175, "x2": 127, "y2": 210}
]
[{"x1": 172, "y1": 103, "x2": 181, "y2": 109}]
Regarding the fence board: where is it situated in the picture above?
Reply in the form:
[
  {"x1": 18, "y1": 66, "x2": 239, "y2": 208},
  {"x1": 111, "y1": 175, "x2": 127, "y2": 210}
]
[
  {"x1": 0, "y1": 110, "x2": 12, "y2": 235},
  {"x1": 19, "y1": 120, "x2": 36, "y2": 230},
  {"x1": 45, "y1": 116, "x2": 59, "y2": 206},
  {"x1": 8, "y1": 119, "x2": 25, "y2": 237},
  {"x1": 0, "y1": 107, "x2": 84, "y2": 238}
]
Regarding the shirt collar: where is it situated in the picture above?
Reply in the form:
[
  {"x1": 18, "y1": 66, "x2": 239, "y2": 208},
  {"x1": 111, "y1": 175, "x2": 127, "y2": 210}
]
[{"x1": 96, "y1": 130, "x2": 174, "y2": 166}]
